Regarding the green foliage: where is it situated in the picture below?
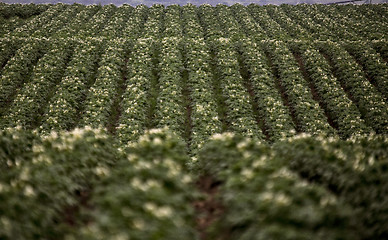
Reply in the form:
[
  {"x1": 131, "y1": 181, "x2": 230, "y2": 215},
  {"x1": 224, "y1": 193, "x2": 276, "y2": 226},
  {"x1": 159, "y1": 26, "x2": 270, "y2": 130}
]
[
  {"x1": 0, "y1": 3, "x2": 387, "y2": 240},
  {"x1": 275, "y1": 134, "x2": 388, "y2": 239},
  {"x1": 72, "y1": 127, "x2": 198, "y2": 240},
  {"x1": 0, "y1": 127, "x2": 118, "y2": 239},
  {"x1": 198, "y1": 133, "x2": 359, "y2": 240}
]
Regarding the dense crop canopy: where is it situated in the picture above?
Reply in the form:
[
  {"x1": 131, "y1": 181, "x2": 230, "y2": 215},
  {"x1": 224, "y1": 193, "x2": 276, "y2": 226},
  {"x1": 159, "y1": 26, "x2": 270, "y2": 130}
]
[{"x1": 0, "y1": 3, "x2": 387, "y2": 240}]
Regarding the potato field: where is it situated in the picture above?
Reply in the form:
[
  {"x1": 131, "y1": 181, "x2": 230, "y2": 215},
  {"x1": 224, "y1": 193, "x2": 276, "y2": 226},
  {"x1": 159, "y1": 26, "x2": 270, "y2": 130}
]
[{"x1": 0, "y1": 3, "x2": 387, "y2": 240}]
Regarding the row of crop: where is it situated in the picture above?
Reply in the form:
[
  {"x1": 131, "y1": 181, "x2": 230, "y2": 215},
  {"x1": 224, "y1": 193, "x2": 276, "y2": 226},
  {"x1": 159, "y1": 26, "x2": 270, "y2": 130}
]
[
  {"x1": 0, "y1": 38, "x2": 23, "y2": 73},
  {"x1": 265, "y1": 5, "x2": 312, "y2": 41},
  {"x1": 31, "y1": 4, "x2": 83, "y2": 38},
  {"x1": 99, "y1": 5, "x2": 132, "y2": 39},
  {"x1": 141, "y1": 4, "x2": 164, "y2": 39},
  {"x1": 316, "y1": 41, "x2": 388, "y2": 134},
  {"x1": 197, "y1": 5, "x2": 223, "y2": 40},
  {"x1": 181, "y1": 5, "x2": 222, "y2": 155},
  {"x1": 280, "y1": 5, "x2": 335, "y2": 41},
  {"x1": 39, "y1": 39, "x2": 103, "y2": 134},
  {"x1": 116, "y1": 39, "x2": 153, "y2": 145},
  {"x1": 0, "y1": 127, "x2": 119, "y2": 239},
  {"x1": 247, "y1": 4, "x2": 289, "y2": 40},
  {"x1": 68, "y1": 128, "x2": 198, "y2": 240},
  {"x1": 120, "y1": 4, "x2": 148, "y2": 40},
  {"x1": 181, "y1": 4, "x2": 205, "y2": 39},
  {"x1": 75, "y1": 5, "x2": 116, "y2": 38},
  {"x1": 229, "y1": 4, "x2": 267, "y2": 41},
  {"x1": 164, "y1": 4, "x2": 182, "y2": 37},
  {"x1": 0, "y1": 39, "x2": 47, "y2": 116},
  {"x1": 0, "y1": 3, "x2": 48, "y2": 19},
  {"x1": 276, "y1": 133, "x2": 388, "y2": 239},
  {"x1": 52, "y1": 5, "x2": 100, "y2": 39},
  {"x1": 263, "y1": 40, "x2": 334, "y2": 135},
  {"x1": 333, "y1": 5, "x2": 387, "y2": 40},
  {"x1": 5, "y1": 4, "x2": 66, "y2": 38},
  {"x1": 239, "y1": 39, "x2": 295, "y2": 141},
  {"x1": 79, "y1": 40, "x2": 127, "y2": 128},
  {"x1": 214, "y1": 5, "x2": 244, "y2": 42},
  {"x1": 289, "y1": 42, "x2": 371, "y2": 138},
  {"x1": 0, "y1": 40, "x2": 74, "y2": 129},
  {"x1": 196, "y1": 133, "x2": 359, "y2": 239},
  {"x1": 183, "y1": 38, "x2": 222, "y2": 155},
  {"x1": 154, "y1": 38, "x2": 186, "y2": 140},
  {"x1": 213, "y1": 38, "x2": 264, "y2": 140},
  {"x1": 342, "y1": 41, "x2": 388, "y2": 100},
  {"x1": 155, "y1": 7, "x2": 187, "y2": 141}
]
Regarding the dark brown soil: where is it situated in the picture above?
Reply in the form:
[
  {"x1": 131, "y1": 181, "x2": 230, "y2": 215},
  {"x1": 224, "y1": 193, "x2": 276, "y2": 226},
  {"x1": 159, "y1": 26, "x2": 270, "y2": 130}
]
[
  {"x1": 194, "y1": 175, "x2": 225, "y2": 240},
  {"x1": 63, "y1": 189, "x2": 92, "y2": 227}
]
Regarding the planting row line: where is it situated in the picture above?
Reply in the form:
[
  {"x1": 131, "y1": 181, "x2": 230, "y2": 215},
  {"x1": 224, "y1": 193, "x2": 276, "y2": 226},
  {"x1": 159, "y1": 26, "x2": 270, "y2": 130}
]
[
  {"x1": 0, "y1": 127, "x2": 119, "y2": 239},
  {"x1": 317, "y1": 41, "x2": 388, "y2": 134},
  {"x1": 2, "y1": 4, "x2": 387, "y2": 41},
  {"x1": 154, "y1": 38, "x2": 186, "y2": 140},
  {"x1": 4, "y1": 4, "x2": 67, "y2": 38},
  {"x1": 1, "y1": 40, "x2": 74, "y2": 129},
  {"x1": 289, "y1": 42, "x2": 371, "y2": 138},
  {"x1": 70, "y1": 128, "x2": 198, "y2": 240},
  {"x1": 116, "y1": 39, "x2": 153, "y2": 145},
  {"x1": 79, "y1": 40, "x2": 128, "y2": 128},
  {"x1": 263, "y1": 40, "x2": 335, "y2": 135},
  {"x1": 39, "y1": 39, "x2": 103, "y2": 134},
  {"x1": 181, "y1": 4, "x2": 222, "y2": 155},
  {"x1": 196, "y1": 133, "x2": 361, "y2": 239},
  {"x1": 342, "y1": 41, "x2": 388, "y2": 100},
  {"x1": 0, "y1": 127, "x2": 198, "y2": 240},
  {"x1": 278, "y1": 133, "x2": 388, "y2": 239},
  {"x1": 0, "y1": 39, "x2": 47, "y2": 116}
]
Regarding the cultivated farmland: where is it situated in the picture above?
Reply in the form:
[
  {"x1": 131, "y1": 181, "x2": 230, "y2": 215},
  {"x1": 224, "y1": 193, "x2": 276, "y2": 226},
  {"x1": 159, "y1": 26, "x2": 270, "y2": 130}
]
[{"x1": 0, "y1": 3, "x2": 387, "y2": 240}]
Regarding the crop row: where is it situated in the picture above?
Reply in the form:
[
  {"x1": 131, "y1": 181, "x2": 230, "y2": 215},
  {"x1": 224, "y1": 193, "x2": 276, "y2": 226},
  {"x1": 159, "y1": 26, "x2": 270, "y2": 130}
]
[
  {"x1": 80, "y1": 39, "x2": 127, "y2": 128},
  {"x1": 0, "y1": 39, "x2": 47, "y2": 116},
  {"x1": 198, "y1": 132, "x2": 388, "y2": 239},
  {"x1": 289, "y1": 42, "x2": 370, "y2": 138},
  {"x1": 116, "y1": 39, "x2": 153, "y2": 145},
  {"x1": 0, "y1": 38, "x2": 385, "y2": 142},
  {"x1": 264, "y1": 40, "x2": 335, "y2": 135},
  {"x1": 2, "y1": 126, "x2": 387, "y2": 239},
  {"x1": 2, "y1": 4, "x2": 387, "y2": 41},
  {"x1": 39, "y1": 39, "x2": 103, "y2": 134},
  {"x1": 1, "y1": 40, "x2": 74, "y2": 129},
  {"x1": 0, "y1": 127, "x2": 198, "y2": 240},
  {"x1": 0, "y1": 127, "x2": 119, "y2": 239},
  {"x1": 277, "y1": 133, "x2": 388, "y2": 239},
  {"x1": 316, "y1": 41, "x2": 388, "y2": 134}
]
